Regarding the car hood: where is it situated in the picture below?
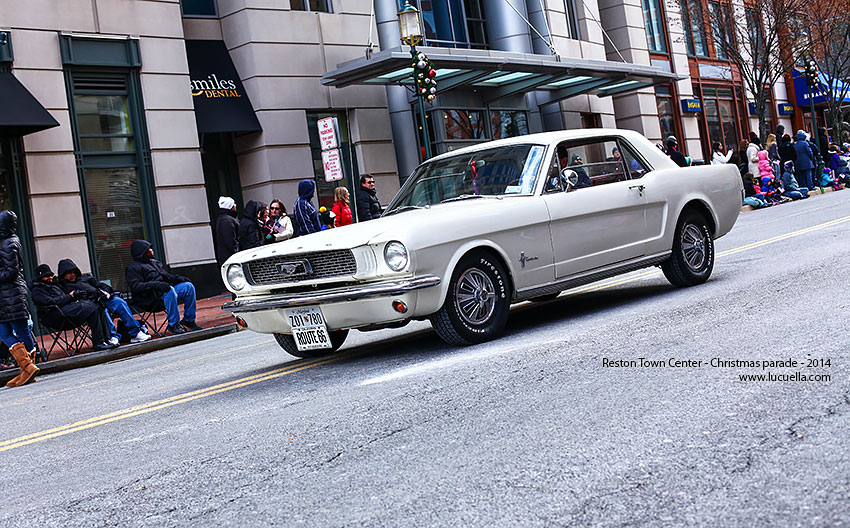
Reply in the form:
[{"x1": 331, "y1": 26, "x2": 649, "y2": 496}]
[{"x1": 224, "y1": 197, "x2": 522, "y2": 264}]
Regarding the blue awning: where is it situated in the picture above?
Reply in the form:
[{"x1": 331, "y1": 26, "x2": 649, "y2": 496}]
[{"x1": 793, "y1": 69, "x2": 850, "y2": 107}]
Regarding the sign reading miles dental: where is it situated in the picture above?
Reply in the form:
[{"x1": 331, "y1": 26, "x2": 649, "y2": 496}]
[{"x1": 185, "y1": 40, "x2": 262, "y2": 134}]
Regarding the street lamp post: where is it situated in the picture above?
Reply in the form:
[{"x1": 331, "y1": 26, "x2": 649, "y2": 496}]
[
  {"x1": 398, "y1": 1, "x2": 432, "y2": 160},
  {"x1": 805, "y1": 59, "x2": 821, "y2": 151}
]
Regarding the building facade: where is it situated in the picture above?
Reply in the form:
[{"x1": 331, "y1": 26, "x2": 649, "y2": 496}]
[{"x1": 0, "y1": 0, "x2": 809, "y2": 301}]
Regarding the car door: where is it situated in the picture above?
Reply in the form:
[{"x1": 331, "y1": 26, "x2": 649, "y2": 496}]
[{"x1": 542, "y1": 138, "x2": 650, "y2": 278}]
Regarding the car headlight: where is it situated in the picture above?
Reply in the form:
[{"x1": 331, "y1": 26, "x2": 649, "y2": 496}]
[
  {"x1": 383, "y1": 241, "x2": 408, "y2": 271},
  {"x1": 227, "y1": 264, "x2": 247, "y2": 291}
]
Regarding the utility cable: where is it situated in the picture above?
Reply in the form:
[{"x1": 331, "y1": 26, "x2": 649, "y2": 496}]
[
  {"x1": 501, "y1": 0, "x2": 559, "y2": 57},
  {"x1": 579, "y1": 0, "x2": 627, "y2": 62}
]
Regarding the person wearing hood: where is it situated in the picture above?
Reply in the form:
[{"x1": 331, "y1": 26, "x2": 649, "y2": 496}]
[
  {"x1": 355, "y1": 174, "x2": 382, "y2": 221},
  {"x1": 665, "y1": 136, "x2": 688, "y2": 167},
  {"x1": 31, "y1": 263, "x2": 115, "y2": 354},
  {"x1": 293, "y1": 179, "x2": 321, "y2": 236},
  {"x1": 0, "y1": 210, "x2": 39, "y2": 387},
  {"x1": 237, "y1": 199, "x2": 265, "y2": 251},
  {"x1": 215, "y1": 196, "x2": 239, "y2": 267},
  {"x1": 794, "y1": 130, "x2": 816, "y2": 189},
  {"x1": 125, "y1": 240, "x2": 201, "y2": 335},
  {"x1": 779, "y1": 161, "x2": 809, "y2": 200},
  {"x1": 57, "y1": 258, "x2": 150, "y2": 345}
]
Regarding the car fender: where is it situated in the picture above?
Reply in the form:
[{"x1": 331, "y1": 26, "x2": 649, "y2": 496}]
[{"x1": 413, "y1": 238, "x2": 515, "y2": 316}]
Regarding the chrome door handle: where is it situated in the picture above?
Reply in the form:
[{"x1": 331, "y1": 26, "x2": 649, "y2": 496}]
[{"x1": 629, "y1": 184, "x2": 645, "y2": 196}]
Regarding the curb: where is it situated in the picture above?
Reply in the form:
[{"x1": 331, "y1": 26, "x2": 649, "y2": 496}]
[
  {"x1": 0, "y1": 324, "x2": 238, "y2": 385},
  {"x1": 741, "y1": 185, "x2": 838, "y2": 213}
]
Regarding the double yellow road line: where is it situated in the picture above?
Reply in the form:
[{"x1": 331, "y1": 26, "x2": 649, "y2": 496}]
[{"x1": 3, "y1": 213, "x2": 849, "y2": 452}]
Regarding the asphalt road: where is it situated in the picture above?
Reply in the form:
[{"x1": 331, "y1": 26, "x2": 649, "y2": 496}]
[{"x1": 1, "y1": 192, "x2": 849, "y2": 527}]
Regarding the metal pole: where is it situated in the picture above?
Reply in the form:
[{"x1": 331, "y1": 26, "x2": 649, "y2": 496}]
[
  {"x1": 809, "y1": 83, "x2": 819, "y2": 146},
  {"x1": 410, "y1": 45, "x2": 432, "y2": 161}
]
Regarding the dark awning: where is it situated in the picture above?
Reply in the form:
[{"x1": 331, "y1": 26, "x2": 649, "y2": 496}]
[
  {"x1": 322, "y1": 47, "x2": 683, "y2": 105},
  {"x1": 185, "y1": 40, "x2": 262, "y2": 135},
  {"x1": 0, "y1": 71, "x2": 60, "y2": 136}
]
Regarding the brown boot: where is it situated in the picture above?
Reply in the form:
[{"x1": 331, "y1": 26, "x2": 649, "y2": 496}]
[{"x1": 6, "y1": 342, "x2": 39, "y2": 388}]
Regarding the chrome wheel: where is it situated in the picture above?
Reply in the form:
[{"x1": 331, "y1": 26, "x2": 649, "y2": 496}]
[
  {"x1": 681, "y1": 223, "x2": 707, "y2": 271},
  {"x1": 455, "y1": 268, "x2": 496, "y2": 325}
]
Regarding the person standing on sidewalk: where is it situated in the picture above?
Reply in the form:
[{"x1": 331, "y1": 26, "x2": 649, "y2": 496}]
[
  {"x1": 355, "y1": 174, "x2": 382, "y2": 221},
  {"x1": 331, "y1": 187, "x2": 353, "y2": 227},
  {"x1": 126, "y1": 240, "x2": 202, "y2": 335},
  {"x1": 794, "y1": 130, "x2": 816, "y2": 190},
  {"x1": 0, "y1": 210, "x2": 38, "y2": 387},
  {"x1": 57, "y1": 258, "x2": 151, "y2": 345},
  {"x1": 215, "y1": 196, "x2": 239, "y2": 266},
  {"x1": 293, "y1": 180, "x2": 321, "y2": 236},
  {"x1": 237, "y1": 200, "x2": 264, "y2": 251}
]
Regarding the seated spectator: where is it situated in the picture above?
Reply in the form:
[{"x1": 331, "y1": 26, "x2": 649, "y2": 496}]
[
  {"x1": 817, "y1": 168, "x2": 844, "y2": 191},
  {"x1": 569, "y1": 155, "x2": 592, "y2": 189},
  {"x1": 31, "y1": 264, "x2": 115, "y2": 351},
  {"x1": 57, "y1": 259, "x2": 151, "y2": 345},
  {"x1": 742, "y1": 173, "x2": 771, "y2": 208},
  {"x1": 779, "y1": 161, "x2": 809, "y2": 200},
  {"x1": 126, "y1": 240, "x2": 202, "y2": 335}
]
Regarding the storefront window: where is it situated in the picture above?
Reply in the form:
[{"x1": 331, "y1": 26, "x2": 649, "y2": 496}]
[
  {"x1": 490, "y1": 110, "x2": 529, "y2": 139},
  {"x1": 642, "y1": 0, "x2": 667, "y2": 53},
  {"x1": 656, "y1": 86, "x2": 676, "y2": 141},
  {"x1": 443, "y1": 110, "x2": 486, "y2": 140}
]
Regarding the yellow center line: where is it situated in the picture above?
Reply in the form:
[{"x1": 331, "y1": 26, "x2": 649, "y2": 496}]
[{"x1": 3, "y1": 213, "x2": 850, "y2": 452}]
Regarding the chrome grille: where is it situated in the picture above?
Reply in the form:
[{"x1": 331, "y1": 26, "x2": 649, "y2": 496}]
[{"x1": 247, "y1": 249, "x2": 357, "y2": 286}]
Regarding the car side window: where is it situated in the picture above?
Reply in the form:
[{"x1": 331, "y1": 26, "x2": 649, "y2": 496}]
[
  {"x1": 619, "y1": 140, "x2": 650, "y2": 179},
  {"x1": 563, "y1": 140, "x2": 627, "y2": 188}
]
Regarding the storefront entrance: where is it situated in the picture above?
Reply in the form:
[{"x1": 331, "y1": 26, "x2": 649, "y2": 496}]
[
  {"x1": 201, "y1": 132, "x2": 244, "y2": 261},
  {"x1": 0, "y1": 136, "x2": 36, "y2": 282}
]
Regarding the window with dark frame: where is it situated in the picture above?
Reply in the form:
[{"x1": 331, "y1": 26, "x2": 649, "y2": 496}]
[
  {"x1": 708, "y1": 1, "x2": 732, "y2": 60},
  {"x1": 290, "y1": 0, "x2": 332, "y2": 13},
  {"x1": 415, "y1": 0, "x2": 488, "y2": 49},
  {"x1": 641, "y1": 0, "x2": 667, "y2": 53},
  {"x1": 565, "y1": 0, "x2": 581, "y2": 40},
  {"x1": 681, "y1": 0, "x2": 709, "y2": 57},
  {"x1": 180, "y1": 0, "x2": 217, "y2": 16}
]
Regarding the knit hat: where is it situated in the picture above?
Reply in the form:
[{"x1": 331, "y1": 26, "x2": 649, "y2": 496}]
[
  {"x1": 218, "y1": 196, "x2": 236, "y2": 210},
  {"x1": 35, "y1": 263, "x2": 53, "y2": 280}
]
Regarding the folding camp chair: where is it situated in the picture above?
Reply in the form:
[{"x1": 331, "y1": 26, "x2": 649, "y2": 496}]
[
  {"x1": 36, "y1": 306, "x2": 93, "y2": 359},
  {"x1": 125, "y1": 293, "x2": 168, "y2": 338}
]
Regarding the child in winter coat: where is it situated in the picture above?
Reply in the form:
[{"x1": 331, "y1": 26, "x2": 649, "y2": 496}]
[
  {"x1": 817, "y1": 168, "x2": 843, "y2": 190},
  {"x1": 742, "y1": 173, "x2": 770, "y2": 208},
  {"x1": 779, "y1": 161, "x2": 809, "y2": 200}
]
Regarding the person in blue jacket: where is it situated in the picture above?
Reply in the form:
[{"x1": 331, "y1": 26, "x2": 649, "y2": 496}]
[
  {"x1": 793, "y1": 130, "x2": 816, "y2": 189},
  {"x1": 293, "y1": 179, "x2": 321, "y2": 237}
]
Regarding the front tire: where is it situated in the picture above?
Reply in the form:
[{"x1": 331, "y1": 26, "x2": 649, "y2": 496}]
[
  {"x1": 273, "y1": 329, "x2": 349, "y2": 358},
  {"x1": 661, "y1": 209, "x2": 714, "y2": 287},
  {"x1": 430, "y1": 252, "x2": 511, "y2": 345}
]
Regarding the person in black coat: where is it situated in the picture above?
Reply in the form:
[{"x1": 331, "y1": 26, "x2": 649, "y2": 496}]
[
  {"x1": 215, "y1": 196, "x2": 239, "y2": 266},
  {"x1": 0, "y1": 210, "x2": 39, "y2": 386},
  {"x1": 355, "y1": 174, "x2": 382, "y2": 221},
  {"x1": 237, "y1": 200, "x2": 264, "y2": 251},
  {"x1": 125, "y1": 240, "x2": 201, "y2": 335},
  {"x1": 666, "y1": 136, "x2": 689, "y2": 167},
  {"x1": 30, "y1": 264, "x2": 114, "y2": 352},
  {"x1": 777, "y1": 134, "x2": 797, "y2": 168}
]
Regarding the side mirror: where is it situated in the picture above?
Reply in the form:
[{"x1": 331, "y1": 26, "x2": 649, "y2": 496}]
[{"x1": 560, "y1": 168, "x2": 579, "y2": 189}]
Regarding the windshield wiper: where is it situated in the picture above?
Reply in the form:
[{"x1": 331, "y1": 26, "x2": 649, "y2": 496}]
[
  {"x1": 439, "y1": 194, "x2": 496, "y2": 204},
  {"x1": 384, "y1": 204, "x2": 429, "y2": 216}
]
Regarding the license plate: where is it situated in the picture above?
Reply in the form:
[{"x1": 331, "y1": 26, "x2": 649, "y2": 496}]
[{"x1": 285, "y1": 307, "x2": 332, "y2": 352}]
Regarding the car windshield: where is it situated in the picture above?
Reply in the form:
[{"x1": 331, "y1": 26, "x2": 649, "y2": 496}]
[{"x1": 385, "y1": 143, "x2": 545, "y2": 213}]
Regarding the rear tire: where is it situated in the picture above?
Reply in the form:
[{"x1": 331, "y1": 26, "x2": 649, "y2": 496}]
[
  {"x1": 661, "y1": 209, "x2": 714, "y2": 287},
  {"x1": 430, "y1": 252, "x2": 510, "y2": 345},
  {"x1": 273, "y1": 329, "x2": 349, "y2": 358}
]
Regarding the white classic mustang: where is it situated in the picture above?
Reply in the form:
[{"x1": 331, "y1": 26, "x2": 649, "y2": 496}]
[{"x1": 222, "y1": 129, "x2": 742, "y2": 357}]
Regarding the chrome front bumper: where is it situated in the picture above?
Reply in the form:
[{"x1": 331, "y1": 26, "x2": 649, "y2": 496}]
[{"x1": 222, "y1": 275, "x2": 441, "y2": 313}]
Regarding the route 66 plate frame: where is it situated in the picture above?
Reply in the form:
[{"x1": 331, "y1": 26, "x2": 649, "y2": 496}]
[{"x1": 285, "y1": 307, "x2": 332, "y2": 352}]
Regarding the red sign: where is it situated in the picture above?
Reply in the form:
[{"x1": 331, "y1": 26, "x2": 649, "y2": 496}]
[
  {"x1": 322, "y1": 149, "x2": 344, "y2": 182},
  {"x1": 317, "y1": 117, "x2": 339, "y2": 151}
]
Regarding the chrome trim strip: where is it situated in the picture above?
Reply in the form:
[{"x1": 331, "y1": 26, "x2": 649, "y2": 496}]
[
  {"x1": 223, "y1": 275, "x2": 441, "y2": 313},
  {"x1": 515, "y1": 252, "x2": 671, "y2": 301}
]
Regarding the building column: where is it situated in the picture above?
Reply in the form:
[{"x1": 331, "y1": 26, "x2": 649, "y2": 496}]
[
  {"x1": 376, "y1": 0, "x2": 421, "y2": 177},
  {"x1": 484, "y1": 0, "x2": 543, "y2": 133}
]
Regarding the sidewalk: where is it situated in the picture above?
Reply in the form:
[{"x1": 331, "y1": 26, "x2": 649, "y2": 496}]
[
  {"x1": 0, "y1": 294, "x2": 238, "y2": 385},
  {"x1": 741, "y1": 184, "x2": 844, "y2": 213}
]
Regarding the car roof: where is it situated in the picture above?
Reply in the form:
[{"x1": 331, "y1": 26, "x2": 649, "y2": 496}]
[{"x1": 426, "y1": 129, "x2": 651, "y2": 162}]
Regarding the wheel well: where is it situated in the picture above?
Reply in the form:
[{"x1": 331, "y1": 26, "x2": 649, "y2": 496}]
[
  {"x1": 682, "y1": 200, "x2": 717, "y2": 236},
  {"x1": 457, "y1": 246, "x2": 516, "y2": 299}
]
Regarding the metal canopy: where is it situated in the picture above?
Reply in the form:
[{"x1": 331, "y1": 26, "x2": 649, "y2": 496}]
[{"x1": 322, "y1": 47, "x2": 683, "y2": 104}]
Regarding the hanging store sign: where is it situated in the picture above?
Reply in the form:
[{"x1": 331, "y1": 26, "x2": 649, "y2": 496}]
[
  {"x1": 778, "y1": 103, "x2": 794, "y2": 115},
  {"x1": 680, "y1": 98, "x2": 702, "y2": 112},
  {"x1": 185, "y1": 40, "x2": 261, "y2": 134},
  {"x1": 321, "y1": 149, "x2": 344, "y2": 182},
  {"x1": 317, "y1": 117, "x2": 340, "y2": 151}
]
